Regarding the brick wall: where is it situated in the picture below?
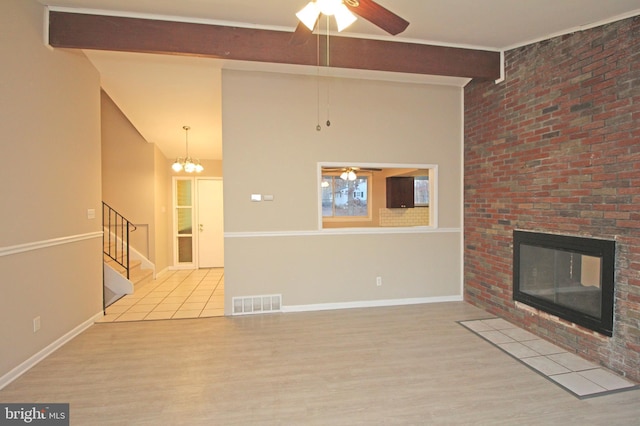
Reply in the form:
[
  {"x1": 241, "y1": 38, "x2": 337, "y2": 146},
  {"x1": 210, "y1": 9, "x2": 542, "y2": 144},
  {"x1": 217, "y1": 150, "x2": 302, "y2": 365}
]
[{"x1": 464, "y1": 16, "x2": 640, "y2": 381}]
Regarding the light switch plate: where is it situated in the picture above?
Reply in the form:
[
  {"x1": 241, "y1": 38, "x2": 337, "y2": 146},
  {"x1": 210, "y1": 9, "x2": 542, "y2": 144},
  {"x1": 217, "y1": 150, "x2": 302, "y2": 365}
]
[{"x1": 251, "y1": 194, "x2": 262, "y2": 202}]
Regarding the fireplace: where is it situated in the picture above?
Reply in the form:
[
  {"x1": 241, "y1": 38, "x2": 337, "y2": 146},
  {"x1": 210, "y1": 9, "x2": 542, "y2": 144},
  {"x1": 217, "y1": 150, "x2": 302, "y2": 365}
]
[{"x1": 513, "y1": 231, "x2": 615, "y2": 336}]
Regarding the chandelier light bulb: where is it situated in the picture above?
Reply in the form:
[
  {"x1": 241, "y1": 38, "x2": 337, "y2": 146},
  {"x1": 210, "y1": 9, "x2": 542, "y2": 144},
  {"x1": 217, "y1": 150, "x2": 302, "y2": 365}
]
[{"x1": 172, "y1": 161, "x2": 183, "y2": 172}]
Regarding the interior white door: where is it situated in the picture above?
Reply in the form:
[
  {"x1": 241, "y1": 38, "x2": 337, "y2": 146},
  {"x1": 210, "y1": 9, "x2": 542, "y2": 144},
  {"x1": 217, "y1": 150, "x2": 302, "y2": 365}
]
[{"x1": 197, "y1": 178, "x2": 224, "y2": 267}]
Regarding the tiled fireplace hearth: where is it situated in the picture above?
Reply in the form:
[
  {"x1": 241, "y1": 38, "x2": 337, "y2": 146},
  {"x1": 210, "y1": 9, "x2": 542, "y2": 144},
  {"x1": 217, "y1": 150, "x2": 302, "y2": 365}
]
[{"x1": 460, "y1": 318, "x2": 638, "y2": 398}]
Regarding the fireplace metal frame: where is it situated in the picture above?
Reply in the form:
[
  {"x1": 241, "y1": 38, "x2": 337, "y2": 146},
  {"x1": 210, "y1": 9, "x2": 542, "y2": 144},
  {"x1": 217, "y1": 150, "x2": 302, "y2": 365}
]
[{"x1": 513, "y1": 230, "x2": 615, "y2": 337}]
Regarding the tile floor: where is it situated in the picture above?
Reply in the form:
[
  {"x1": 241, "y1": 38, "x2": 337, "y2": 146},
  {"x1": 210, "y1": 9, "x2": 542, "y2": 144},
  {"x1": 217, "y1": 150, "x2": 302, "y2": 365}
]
[
  {"x1": 97, "y1": 268, "x2": 224, "y2": 323},
  {"x1": 460, "y1": 318, "x2": 638, "y2": 398}
]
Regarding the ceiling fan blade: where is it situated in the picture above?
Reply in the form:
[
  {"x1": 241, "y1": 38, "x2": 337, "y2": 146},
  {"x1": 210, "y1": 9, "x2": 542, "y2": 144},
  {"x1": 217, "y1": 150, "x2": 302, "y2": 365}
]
[
  {"x1": 322, "y1": 167, "x2": 383, "y2": 173},
  {"x1": 345, "y1": 0, "x2": 409, "y2": 35},
  {"x1": 290, "y1": 21, "x2": 315, "y2": 45}
]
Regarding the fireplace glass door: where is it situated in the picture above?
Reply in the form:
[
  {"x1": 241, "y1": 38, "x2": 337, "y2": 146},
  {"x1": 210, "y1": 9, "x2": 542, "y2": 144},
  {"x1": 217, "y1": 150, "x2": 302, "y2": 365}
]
[
  {"x1": 519, "y1": 245, "x2": 602, "y2": 318},
  {"x1": 513, "y1": 231, "x2": 615, "y2": 336}
]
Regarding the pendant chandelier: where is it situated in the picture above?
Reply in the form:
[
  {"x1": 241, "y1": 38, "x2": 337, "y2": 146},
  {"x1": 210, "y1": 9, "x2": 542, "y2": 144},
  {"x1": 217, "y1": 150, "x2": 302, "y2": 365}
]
[
  {"x1": 296, "y1": 0, "x2": 357, "y2": 32},
  {"x1": 171, "y1": 125, "x2": 203, "y2": 173}
]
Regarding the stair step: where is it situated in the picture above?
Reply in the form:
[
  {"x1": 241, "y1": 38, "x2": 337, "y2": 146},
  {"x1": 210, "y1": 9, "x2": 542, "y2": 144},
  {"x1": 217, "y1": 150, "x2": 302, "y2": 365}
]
[
  {"x1": 103, "y1": 255, "x2": 152, "y2": 287},
  {"x1": 129, "y1": 267, "x2": 153, "y2": 287},
  {"x1": 104, "y1": 255, "x2": 140, "y2": 270}
]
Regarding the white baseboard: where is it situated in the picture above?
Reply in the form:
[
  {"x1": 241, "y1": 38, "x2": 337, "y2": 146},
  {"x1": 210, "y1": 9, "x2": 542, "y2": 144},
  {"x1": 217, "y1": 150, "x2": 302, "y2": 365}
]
[
  {"x1": 0, "y1": 311, "x2": 104, "y2": 390},
  {"x1": 155, "y1": 266, "x2": 170, "y2": 278},
  {"x1": 282, "y1": 295, "x2": 463, "y2": 313}
]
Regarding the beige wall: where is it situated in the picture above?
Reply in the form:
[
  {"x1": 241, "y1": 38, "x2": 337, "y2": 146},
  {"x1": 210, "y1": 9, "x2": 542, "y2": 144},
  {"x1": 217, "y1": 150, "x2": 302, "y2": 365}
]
[
  {"x1": 0, "y1": 0, "x2": 103, "y2": 379},
  {"x1": 154, "y1": 145, "x2": 170, "y2": 272},
  {"x1": 222, "y1": 70, "x2": 463, "y2": 308},
  {"x1": 101, "y1": 91, "x2": 156, "y2": 260},
  {"x1": 225, "y1": 232, "x2": 460, "y2": 304}
]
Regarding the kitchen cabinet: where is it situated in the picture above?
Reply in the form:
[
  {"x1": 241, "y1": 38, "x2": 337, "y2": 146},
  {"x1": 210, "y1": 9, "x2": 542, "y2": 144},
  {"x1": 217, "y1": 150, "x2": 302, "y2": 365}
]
[{"x1": 386, "y1": 177, "x2": 414, "y2": 208}]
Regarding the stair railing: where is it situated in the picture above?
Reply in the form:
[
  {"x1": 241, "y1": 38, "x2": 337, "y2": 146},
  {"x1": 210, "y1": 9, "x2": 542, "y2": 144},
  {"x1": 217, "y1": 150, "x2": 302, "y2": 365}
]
[{"x1": 102, "y1": 202, "x2": 137, "y2": 279}]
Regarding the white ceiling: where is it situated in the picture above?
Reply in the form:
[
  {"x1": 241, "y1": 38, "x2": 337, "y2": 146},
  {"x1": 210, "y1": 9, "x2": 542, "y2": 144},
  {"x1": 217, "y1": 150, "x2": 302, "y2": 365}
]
[
  {"x1": 40, "y1": 0, "x2": 640, "y2": 161},
  {"x1": 87, "y1": 50, "x2": 224, "y2": 161}
]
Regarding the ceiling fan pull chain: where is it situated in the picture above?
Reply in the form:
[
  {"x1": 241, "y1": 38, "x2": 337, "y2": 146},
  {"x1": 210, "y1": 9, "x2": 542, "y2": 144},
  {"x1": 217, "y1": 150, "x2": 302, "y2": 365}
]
[
  {"x1": 326, "y1": 85, "x2": 331, "y2": 128},
  {"x1": 325, "y1": 14, "x2": 331, "y2": 127},
  {"x1": 326, "y1": 14, "x2": 330, "y2": 68},
  {"x1": 316, "y1": 25, "x2": 322, "y2": 131}
]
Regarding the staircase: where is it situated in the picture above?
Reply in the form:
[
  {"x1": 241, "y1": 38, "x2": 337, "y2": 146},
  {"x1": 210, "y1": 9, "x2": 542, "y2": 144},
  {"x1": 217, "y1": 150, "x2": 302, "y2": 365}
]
[
  {"x1": 103, "y1": 254, "x2": 154, "y2": 307},
  {"x1": 102, "y1": 202, "x2": 155, "y2": 308}
]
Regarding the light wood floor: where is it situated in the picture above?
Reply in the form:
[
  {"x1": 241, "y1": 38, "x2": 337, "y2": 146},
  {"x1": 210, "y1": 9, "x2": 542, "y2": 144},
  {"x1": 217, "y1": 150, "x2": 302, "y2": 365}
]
[{"x1": 1, "y1": 302, "x2": 639, "y2": 425}]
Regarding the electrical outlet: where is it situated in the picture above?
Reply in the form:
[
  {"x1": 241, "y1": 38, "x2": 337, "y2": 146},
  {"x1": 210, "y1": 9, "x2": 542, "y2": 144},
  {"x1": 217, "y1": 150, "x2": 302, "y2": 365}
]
[
  {"x1": 376, "y1": 276, "x2": 382, "y2": 286},
  {"x1": 33, "y1": 316, "x2": 41, "y2": 332}
]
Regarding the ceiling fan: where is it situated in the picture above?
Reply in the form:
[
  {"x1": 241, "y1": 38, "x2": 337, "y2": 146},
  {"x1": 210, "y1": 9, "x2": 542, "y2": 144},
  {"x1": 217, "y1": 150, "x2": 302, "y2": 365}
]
[
  {"x1": 323, "y1": 166, "x2": 382, "y2": 180},
  {"x1": 292, "y1": 0, "x2": 410, "y2": 45}
]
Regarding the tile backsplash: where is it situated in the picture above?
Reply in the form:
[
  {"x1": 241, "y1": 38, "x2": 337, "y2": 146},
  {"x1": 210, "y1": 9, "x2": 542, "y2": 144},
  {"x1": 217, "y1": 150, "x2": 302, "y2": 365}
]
[{"x1": 379, "y1": 207, "x2": 429, "y2": 227}]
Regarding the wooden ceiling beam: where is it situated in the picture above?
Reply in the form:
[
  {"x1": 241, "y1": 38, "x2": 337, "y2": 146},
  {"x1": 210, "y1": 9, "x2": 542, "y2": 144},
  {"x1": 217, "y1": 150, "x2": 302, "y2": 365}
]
[{"x1": 48, "y1": 11, "x2": 500, "y2": 80}]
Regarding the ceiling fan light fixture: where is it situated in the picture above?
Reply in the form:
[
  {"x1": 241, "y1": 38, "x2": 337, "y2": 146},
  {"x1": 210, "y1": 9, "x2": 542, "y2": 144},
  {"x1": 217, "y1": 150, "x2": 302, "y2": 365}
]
[
  {"x1": 334, "y1": 4, "x2": 357, "y2": 31},
  {"x1": 296, "y1": 2, "x2": 320, "y2": 30},
  {"x1": 340, "y1": 168, "x2": 358, "y2": 181},
  {"x1": 317, "y1": 0, "x2": 342, "y2": 16},
  {"x1": 296, "y1": 0, "x2": 357, "y2": 32}
]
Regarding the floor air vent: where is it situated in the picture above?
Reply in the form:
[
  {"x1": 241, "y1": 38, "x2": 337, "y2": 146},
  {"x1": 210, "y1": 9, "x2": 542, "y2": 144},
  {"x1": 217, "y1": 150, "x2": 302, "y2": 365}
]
[{"x1": 232, "y1": 294, "x2": 282, "y2": 315}]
